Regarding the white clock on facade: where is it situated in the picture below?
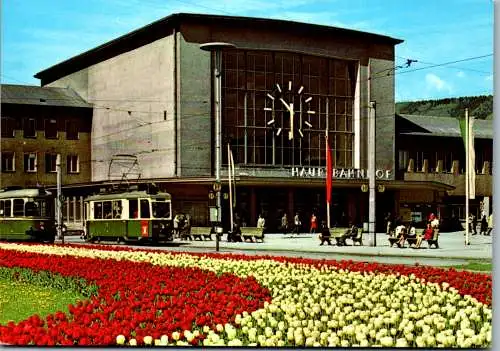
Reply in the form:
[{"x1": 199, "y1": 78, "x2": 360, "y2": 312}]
[{"x1": 263, "y1": 81, "x2": 316, "y2": 140}]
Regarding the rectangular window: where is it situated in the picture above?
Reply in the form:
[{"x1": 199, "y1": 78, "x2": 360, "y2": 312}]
[
  {"x1": 399, "y1": 150, "x2": 409, "y2": 171},
  {"x1": 94, "y1": 202, "x2": 103, "y2": 219},
  {"x1": 103, "y1": 201, "x2": 113, "y2": 219},
  {"x1": 45, "y1": 153, "x2": 57, "y2": 173},
  {"x1": 65, "y1": 120, "x2": 79, "y2": 140},
  {"x1": 44, "y1": 119, "x2": 58, "y2": 139},
  {"x1": 24, "y1": 118, "x2": 36, "y2": 138},
  {"x1": 66, "y1": 155, "x2": 79, "y2": 173},
  {"x1": 129, "y1": 199, "x2": 138, "y2": 218},
  {"x1": 1, "y1": 152, "x2": 15, "y2": 172},
  {"x1": 140, "y1": 199, "x2": 150, "y2": 219},
  {"x1": 13, "y1": 199, "x2": 24, "y2": 217},
  {"x1": 1, "y1": 117, "x2": 15, "y2": 138},
  {"x1": 0, "y1": 200, "x2": 12, "y2": 217},
  {"x1": 24, "y1": 152, "x2": 37, "y2": 172}
]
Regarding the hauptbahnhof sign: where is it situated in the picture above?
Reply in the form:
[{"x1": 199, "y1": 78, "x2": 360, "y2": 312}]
[{"x1": 291, "y1": 167, "x2": 392, "y2": 180}]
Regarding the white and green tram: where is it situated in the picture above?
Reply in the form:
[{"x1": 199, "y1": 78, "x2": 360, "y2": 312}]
[
  {"x1": 84, "y1": 190, "x2": 174, "y2": 244},
  {"x1": 0, "y1": 187, "x2": 56, "y2": 243}
]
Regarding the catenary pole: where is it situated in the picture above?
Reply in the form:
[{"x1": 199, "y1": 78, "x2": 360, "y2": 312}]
[
  {"x1": 56, "y1": 154, "x2": 63, "y2": 244},
  {"x1": 368, "y1": 101, "x2": 376, "y2": 247},
  {"x1": 228, "y1": 143, "x2": 234, "y2": 233},
  {"x1": 465, "y1": 108, "x2": 469, "y2": 246}
]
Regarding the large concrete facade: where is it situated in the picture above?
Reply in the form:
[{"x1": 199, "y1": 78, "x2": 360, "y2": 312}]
[{"x1": 37, "y1": 14, "x2": 401, "y2": 183}]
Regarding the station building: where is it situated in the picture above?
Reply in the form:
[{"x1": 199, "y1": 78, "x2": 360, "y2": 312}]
[{"x1": 2, "y1": 13, "x2": 491, "y2": 231}]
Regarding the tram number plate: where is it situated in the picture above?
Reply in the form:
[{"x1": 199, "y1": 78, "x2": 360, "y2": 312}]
[{"x1": 140, "y1": 220, "x2": 149, "y2": 237}]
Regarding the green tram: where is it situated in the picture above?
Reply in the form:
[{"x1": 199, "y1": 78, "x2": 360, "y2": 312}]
[
  {"x1": 0, "y1": 187, "x2": 56, "y2": 243},
  {"x1": 84, "y1": 190, "x2": 174, "y2": 244}
]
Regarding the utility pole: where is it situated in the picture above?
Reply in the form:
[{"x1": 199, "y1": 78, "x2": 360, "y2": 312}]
[
  {"x1": 465, "y1": 108, "x2": 470, "y2": 246},
  {"x1": 56, "y1": 154, "x2": 64, "y2": 244},
  {"x1": 368, "y1": 101, "x2": 376, "y2": 246},
  {"x1": 200, "y1": 42, "x2": 236, "y2": 252}
]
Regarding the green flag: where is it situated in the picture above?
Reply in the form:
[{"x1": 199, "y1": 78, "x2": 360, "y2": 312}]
[{"x1": 458, "y1": 114, "x2": 476, "y2": 199}]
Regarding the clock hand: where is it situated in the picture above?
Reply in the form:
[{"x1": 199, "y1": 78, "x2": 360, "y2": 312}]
[
  {"x1": 289, "y1": 103, "x2": 294, "y2": 140},
  {"x1": 280, "y1": 98, "x2": 291, "y2": 112}
]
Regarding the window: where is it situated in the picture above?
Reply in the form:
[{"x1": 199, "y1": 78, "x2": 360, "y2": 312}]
[
  {"x1": 140, "y1": 199, "x2": 150, "y2": 219},
  {"x1": 399, "y1": 150, "x2": 409, "y2": 171},
  {"x1": 24, "y1": 153, "x2": 37, "y2": 172},
  {"x1": 129, "y1": 199, "x2": 139, "y2": 218},
  {"x1": 222, "y1": 50, "x2": 356, "y2": 168},
  {"x1": 1, "y1": 152, "x2": 15, "y2": 172},
  {"x1": 152, "y1": 200, "x2": 171, "y2": 218},
  {"x1": 0, "y1": 200, "x2": 12, "y2": 217},
  {"x1": 67, "y1": 155, "x2": 79, "y2": 173},
  {"x1": 94, "y1": 202, "x2": 103, "y2": 219},
  {"x1": 45, "y1": 153, "x2": 57, "y2": 173},
  {"x1": 103, "y1": 201, "x2": 112, "y2": 219},
  {"x1": 24, "y1": 118, "x2": 36, "y2": 138},
  {"x1": 44, "y1": 119, "x2": 58, "y2": 139},
  {"x1": 13, "y1": 199, "x2": 24, "y2": 216},
  {"x1": 65, "y1": 120, "x2": 79, "y2": 140},
  {"x1": 112, "y1": 200, "x2": 122, "y2": 219},
  {"x1": 1, "y1": 117, "x2": 15, "y2": 138}
]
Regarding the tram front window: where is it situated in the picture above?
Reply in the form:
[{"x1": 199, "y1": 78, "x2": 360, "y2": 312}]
[
  {"x1": 25, "y1": 200, "x2": 53, "y2": 217},
  {"x1": 152, "y1": 201, "x2": 170, "y2": 219}
]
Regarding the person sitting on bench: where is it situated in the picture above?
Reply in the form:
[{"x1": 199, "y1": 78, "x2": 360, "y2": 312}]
[
  {"x1": 395, "y1": 224, "x2": 406, "y2": 247},
  {"x1": 405, "y1": 222, "x2": 417, "y2": 247},
  {"x1": 318, "y1": 221, "x2": 332, "y2": 246}
]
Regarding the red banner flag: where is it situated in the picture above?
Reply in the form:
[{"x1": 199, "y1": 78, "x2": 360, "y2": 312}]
[{"x1": 326, "y1": 135, "x2": 332, "y2": 204}]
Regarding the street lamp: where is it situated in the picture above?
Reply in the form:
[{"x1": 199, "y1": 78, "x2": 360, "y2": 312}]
[{"x1": 200, "y1": 42, "x2": 236, "y2": 252}]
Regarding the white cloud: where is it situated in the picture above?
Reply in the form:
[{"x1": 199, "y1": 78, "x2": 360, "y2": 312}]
[
  {"x1": 425, "y1": 73, "x2": 452, "y2": 93},
  {"x1": 456, "y1": 71, "x2": 465, "y2": 78}
]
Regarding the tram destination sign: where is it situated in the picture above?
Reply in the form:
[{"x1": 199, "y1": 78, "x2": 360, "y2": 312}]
[{"x1": 291, "y1": 167, "x2": 392, "y2": 180}]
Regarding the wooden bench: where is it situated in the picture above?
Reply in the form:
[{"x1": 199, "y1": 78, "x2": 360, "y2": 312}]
[
  {"x1": 187, "y1": 227, "x2": 213, "y2": 241},
  {"x1": 330, "y1": 227, "x2": 350, "y2": 246},
  {"x1": 240, "y1": 227, "x2": 264, "y2": 243}
]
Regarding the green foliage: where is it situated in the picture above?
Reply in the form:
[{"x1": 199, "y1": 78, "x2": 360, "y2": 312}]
[
  {"x1": 0, "y1": 267, "x2": 98, "y2": 298},
  {"x1": 396, "y1": 95, "x2": 493, "y2": 119}
]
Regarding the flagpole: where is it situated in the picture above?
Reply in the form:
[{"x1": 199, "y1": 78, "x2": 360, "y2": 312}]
[{"x1": 465, "y1": 108, "x2": 469, "y2": 246}]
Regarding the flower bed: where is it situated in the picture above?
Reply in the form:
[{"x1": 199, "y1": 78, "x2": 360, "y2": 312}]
[{"x1": 0, "y1": 243, "x2": 492, "y2": 347}]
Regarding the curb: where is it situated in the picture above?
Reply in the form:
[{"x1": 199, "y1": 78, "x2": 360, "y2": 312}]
[{"x1": 182, "y1": 242, "x2": 491, "y2": 262}]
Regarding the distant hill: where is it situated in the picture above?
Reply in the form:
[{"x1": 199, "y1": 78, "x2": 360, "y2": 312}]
[{"x1": 396, "y1": 95, "x2": 493, "y2": 120}]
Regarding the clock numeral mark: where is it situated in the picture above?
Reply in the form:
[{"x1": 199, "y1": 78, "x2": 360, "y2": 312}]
[
  {"x1": 304, "y1": 121, "x2": 312, "y2": 128},
  {"x1": 276, "y1": 128, "x2": 282, "y2": 136},
  {"x1": 267, "y1": 119, "x2": 275, "y2": 125},
  {"x1": 267, "y1": 93, "x2": 275, "y2": 100},
  {"x1": 288, "y1": 81, "x2": 292, "y2": 91},
  {"x1": 263, "y1": 107, "x2": 272, "y2": 111},
  {"x1": 298, "y1": 129, "x2": 304, "y2": 138},
  {"x1": 305, "y1": 97, "x2": 312, "y2": 103},
  {"x1": 307, "y1": 110, "x2": 316, "y2": 114},
  {"x1": 276, "y1": 84, "x2": 282, "y2": 93},
  {"x1": 298, "y1": 86, "x2": 304, "y2": 95}
]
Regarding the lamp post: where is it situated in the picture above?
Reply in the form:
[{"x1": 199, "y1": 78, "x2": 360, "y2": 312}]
[{"x1": 200, "y1": 42, "x2": 236, "y2": 252}]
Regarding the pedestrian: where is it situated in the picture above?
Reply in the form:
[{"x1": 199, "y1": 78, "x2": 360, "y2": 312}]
[
  {"x1": 173, "y1": 214, "x2": 180, "y2": 238},
  {"x1": 257, "y1": 214, "x2": 266, "y2": 231},
  {"x1": 294, "y1": 212, "x2": 301, "y2": 235},
  {"x1": 281, "y1": 213, "x2": 289, "y2": 235},
  {"x1": 318, "y1": 221, "x2": 332, "y2": 246},
  {"x1": 480, "y1": 215, "x2": 488, "y2": 235},
  {"x1": 471, "y1": 213, "x2": 477, "y2": 235},
  {"x1": 310, "y1": 213, "x2": 318, "y2": 234},
  {"x1": 487, "y1": 214, "x2": 493, "y2": 236},
  {"x1": 384, "y1": 212, "x2": 392, "y2": 235}
]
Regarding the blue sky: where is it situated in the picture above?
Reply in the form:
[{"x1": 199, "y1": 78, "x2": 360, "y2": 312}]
[{"x1": 1, "y1": 0, "x2": 493, "y2": 102}]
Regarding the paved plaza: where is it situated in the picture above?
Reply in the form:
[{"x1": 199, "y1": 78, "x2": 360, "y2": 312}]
[{"x1": 65, "y1": 230, "x2": 492, "y2": 267}]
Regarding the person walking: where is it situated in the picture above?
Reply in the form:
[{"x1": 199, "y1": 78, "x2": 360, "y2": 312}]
[
  {"x1": 281, "y1": 213, "x2": 289, "y2": 235},
  {"x1": 487, "y1": 214, "x2": 493, "y2": 236},
  {"x1": 310, "y1": 213, "x2": 318, "y2": 234},
  {"x1": 480, "y1": 215, "x2": 488, "y2": 235},
  {"x1": 470, "y1": 213, "x2": 477, "y2": 235},
  {"x1": 384, "y1": 212, "x2": 392, "y2": 236},
  {"x1": 293, "y1": 212, "x2": 301, "y2": 235},
  {"x1": 257, "y1": 214, "x2": 266, "y2": 231},
  {"x1": 173, "y1": 214, "x2": 180, "y2": 238}
]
